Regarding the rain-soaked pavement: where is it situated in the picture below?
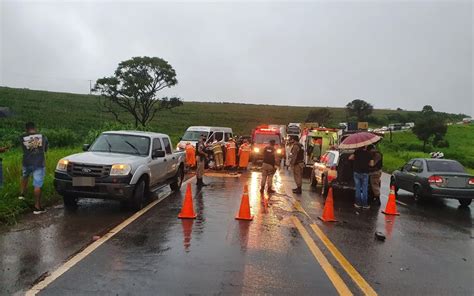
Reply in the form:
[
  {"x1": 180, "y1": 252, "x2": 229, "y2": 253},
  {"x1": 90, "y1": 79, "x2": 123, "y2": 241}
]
[{"x1": 1, "y1": 169, "x2": 472, "y2": 295}]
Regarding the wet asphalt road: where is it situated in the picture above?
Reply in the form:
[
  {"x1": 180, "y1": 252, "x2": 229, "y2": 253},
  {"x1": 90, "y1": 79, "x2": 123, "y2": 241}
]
[{"x1": 1, "y1": 169, "x2": 472, "y2": 295}]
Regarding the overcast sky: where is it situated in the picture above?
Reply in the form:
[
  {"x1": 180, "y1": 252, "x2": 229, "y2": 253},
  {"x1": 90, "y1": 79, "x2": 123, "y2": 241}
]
[{"x1": 1, "y1": 0, "x2": 472, "y2": 115}]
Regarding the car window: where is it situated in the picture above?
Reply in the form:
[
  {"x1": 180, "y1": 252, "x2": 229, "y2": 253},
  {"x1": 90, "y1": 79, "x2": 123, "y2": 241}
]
[
  {"x1": 427, "y1": 160, "x2": 465, "y2": 173},
  {"x1": 326, "y1": 153, "x2": 335, "y2": 165},
  {"x1": 162, "y1": 138, "x2": 172, "y2": 154},
  {"x1": 412, "y1": 160, "x2": 423, "y2": 172},
  {"x1": 225, "y1": 133, "x2": 232, "y2": 141},
  {"x1": 403, "y1": 161, "x2": 414, "y2": 171},
  {"x1": 214, "y1": 132, "x2": 224, "y2": 141},
  {"x1": 152, "y1": 138, "x2": 163, "y2": 151}
]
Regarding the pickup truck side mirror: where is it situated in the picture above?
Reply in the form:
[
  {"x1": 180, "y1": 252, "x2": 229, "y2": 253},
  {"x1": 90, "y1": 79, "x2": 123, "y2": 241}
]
[
  {"x1": 152, "y1": 150, "x2": 166, "y2": 158},
  {"x1": 83, "y1": 144, "x2": 90, "y2": 151}
]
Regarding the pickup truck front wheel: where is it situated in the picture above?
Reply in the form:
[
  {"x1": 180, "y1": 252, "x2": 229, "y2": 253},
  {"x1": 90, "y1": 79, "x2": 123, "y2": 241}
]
[
  {"x1": 170, "y1": 166, "x2": 184, "y2": 192},
  {"x1": 132, "y1": 179, "x2": 146, "y2": 210}
]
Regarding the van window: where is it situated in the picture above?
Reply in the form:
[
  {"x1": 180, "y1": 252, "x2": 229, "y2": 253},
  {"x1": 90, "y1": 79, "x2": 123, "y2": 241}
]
[
  {"x1": 162, "y1": 138, "x2": 172, "y2": 154},
  {"x1": 214, "y1": 132, "x2": 224, "y2": 141},
  {"x1": 152, "y1": 138, "x2": 162, "y2": 151},
  {"x1": 182, "y1": 131, "x2": 209, "y2": 141},
  {"x1": 225, "y1": 133, "x2": 232, "y2": 141}
]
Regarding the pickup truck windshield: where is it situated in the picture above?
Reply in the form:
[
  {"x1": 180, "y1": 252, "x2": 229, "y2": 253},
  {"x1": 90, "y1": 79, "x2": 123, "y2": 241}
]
[
  {"x1": 427, "y1": 160, "x2": 465, "y2": 173},
  {"x1": 254, "y1": 134, "x2": 281, "y2": 144},
  {"x1": 182, "y1": 131, "x2": 209, "y2": 141},
  {"x1": 90, "y1": 134, "x2": 150, "y2": 156}
]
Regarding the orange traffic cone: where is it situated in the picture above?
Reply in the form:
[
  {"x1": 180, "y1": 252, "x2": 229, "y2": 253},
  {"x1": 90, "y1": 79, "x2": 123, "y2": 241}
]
[
  {"x1": 318, "y1": 187, "x2": 337, "y2": 222},
  {"x1": 382, "y1": 186, "x2": 400, "y2": 215},
  {"x1": 236, "y1": 185, "x2": 253, "y2": 221},
  {"x1": 178, "y1": 183, "x2": 197, "y2": 219}
]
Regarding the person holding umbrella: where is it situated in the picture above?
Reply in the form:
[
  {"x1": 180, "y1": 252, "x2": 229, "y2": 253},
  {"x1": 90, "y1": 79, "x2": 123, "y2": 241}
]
[
  {"x1": 340, "y1": 132, "x2": 381, "y2": 209},
  {"x1": 349, "y1": 146, "x2": 374, "y2": 209}
]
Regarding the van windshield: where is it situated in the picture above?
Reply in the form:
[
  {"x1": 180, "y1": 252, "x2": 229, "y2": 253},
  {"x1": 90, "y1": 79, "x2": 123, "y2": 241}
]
[
  {"x1": 182, "y1": 131, "x2": 209, "y2": 141},
  {"x1": 254, "y1": 134, "x2": 281, "y2": 144}
]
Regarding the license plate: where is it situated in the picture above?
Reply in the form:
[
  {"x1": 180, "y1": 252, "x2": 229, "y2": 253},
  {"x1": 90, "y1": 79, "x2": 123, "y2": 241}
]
[{"x1": 73, "y1": 177, "x2": 95, "y2": 187}]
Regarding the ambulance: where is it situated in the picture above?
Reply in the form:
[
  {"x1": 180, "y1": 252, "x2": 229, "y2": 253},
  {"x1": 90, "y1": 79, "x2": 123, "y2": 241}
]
[
  {"x1": 250, "y1": 125, "x2": 285, "y2": 164},
  {"x1": 300, "y1": 127, "x2": 341, "y2": 171}
]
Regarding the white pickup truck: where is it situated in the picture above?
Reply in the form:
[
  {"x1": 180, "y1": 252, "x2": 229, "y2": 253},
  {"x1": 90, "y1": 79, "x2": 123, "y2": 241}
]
[{"x1": 54, "y1": 131, "x2": 185, "y2": 210}]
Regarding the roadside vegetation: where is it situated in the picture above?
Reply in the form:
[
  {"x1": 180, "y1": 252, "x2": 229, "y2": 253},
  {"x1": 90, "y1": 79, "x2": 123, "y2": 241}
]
[
  {"x1": 379, "y1": 124, "x2": 474, "y2": 174},
  {"x1": 0, "y1": 86, "x2": 471, "y2": 224}
]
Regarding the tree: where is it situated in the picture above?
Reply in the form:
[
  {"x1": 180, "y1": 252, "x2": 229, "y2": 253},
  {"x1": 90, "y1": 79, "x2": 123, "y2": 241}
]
[
  {"x1": 422, "y1": 105, "x2": 434, "y2": 113},
  {"x1": 346, "y1": 99, "x2": 373, "y2": 121},
  {"x1": 94, "y1": 56, "x2": 183, "y2": 128},
  {"x1": 306, "y1": 108, "x2": 332, "y2": 125},
  {"x1": 412, "y1": 107, "x2": 447, "y2": 152}
]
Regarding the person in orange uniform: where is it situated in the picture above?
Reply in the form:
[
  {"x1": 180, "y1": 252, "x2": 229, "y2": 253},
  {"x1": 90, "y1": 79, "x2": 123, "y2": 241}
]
[
  {"x1": 238, "y1": 139, "x2": 251, "y2": 170},
  {"x1": 225, "y1": 138, "x2": 237, "y2": 168},
  {"x1": 185, "y1": 142, "x2": 196, "y2": 168}
]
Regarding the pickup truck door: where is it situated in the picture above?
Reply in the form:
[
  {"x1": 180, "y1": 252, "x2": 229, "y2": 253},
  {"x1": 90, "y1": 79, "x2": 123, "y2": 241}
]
[
  {"x1": 149, "y1": 138, "x2": 167, "y2": 186},
  {"x1": 162, "y1": 137, "x2": 176, "y2": 179}
]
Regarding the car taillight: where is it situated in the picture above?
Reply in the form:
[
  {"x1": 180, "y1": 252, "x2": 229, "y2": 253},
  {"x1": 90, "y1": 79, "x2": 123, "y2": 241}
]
[
  {"x1": 428, "y1": 175, "x2": 444, "y2": 185},
  {"x1": 469, "y1": 178, "x2": 474, "y2": 185}
]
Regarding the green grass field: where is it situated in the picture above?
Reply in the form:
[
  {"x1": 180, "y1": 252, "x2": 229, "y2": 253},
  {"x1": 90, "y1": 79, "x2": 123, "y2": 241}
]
[
  {"x1": 0, "y1": 86, "x2": 471, "y2": 223},
  {"x1": 379, "y1": 124, "x2": 474, "y2": 174}
]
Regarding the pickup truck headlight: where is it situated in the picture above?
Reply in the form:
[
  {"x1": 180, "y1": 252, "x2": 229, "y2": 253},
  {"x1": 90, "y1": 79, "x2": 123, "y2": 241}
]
[
  {"x1": 276, "y1": 148, "x2": 282, "y2": 154},
  {"x1": 56, "y1": 159, "x2": 69, "y2": 172},
  {"x1": 110, "y1": 164, "x2": 131, "y2": 176},
  {"x1": 253, "y1": 147, "x2": 260, "y2": 153}
]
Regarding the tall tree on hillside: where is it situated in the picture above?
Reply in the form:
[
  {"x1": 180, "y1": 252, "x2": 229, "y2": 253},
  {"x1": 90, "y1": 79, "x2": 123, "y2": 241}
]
[
  {"x1": 412, "y1": 107, "x2": 447, "y2": 152},
  {"x1": 94, "y1": 56, "x2": 183, "y2": 128},
  {"x1": 422, "y1": 105, "x2": 434, "y2": 113},
  {"x1": 306, "y1": 108, "x2": 332, "y2": 125},
  {"x1": 346, "y1": 99, "x2": 373, "y2": 121}
]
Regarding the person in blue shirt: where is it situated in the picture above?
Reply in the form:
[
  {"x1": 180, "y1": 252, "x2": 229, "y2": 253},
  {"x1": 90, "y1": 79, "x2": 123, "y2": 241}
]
[{"x1": 18, "y1": 122, "x2": 48, "y2": 214}]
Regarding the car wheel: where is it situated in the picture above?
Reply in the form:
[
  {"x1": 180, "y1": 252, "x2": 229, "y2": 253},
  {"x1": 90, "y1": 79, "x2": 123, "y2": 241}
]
[
  {"x1": 310, "y1": 170, "x2": 318, "y2": 189},
  {"x1": 321, "y1": 176, "x2": 329, "y2": 198},
  {"x1": 170, "y1": 166, "x2": 184, "y2": 191},
  {"x1": 132, "y1": 179, "x2": 146, "y2": 210},
  {"x1": 63, "y1": 195, "x2": 78, "y2": 209},
  {"x1": 413, "y1": 185, "x2": 424, "y2": 202},
  {"x1": 458, "y1": 199, "x2": 472, "y2": 207}
]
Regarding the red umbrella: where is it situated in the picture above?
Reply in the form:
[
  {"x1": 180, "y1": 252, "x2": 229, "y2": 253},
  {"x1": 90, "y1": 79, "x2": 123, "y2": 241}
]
[{"x1": 338, "y1": 132, "x2": 381, "y2": 149}]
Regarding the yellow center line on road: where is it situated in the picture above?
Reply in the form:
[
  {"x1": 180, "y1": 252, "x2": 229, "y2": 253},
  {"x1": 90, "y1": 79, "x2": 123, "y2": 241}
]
[
  {"x1": 25, "y1": 177, "x2": 196, "y2": 296},
  {"x1": 310, "y1": 224, "x2": 378, "y2": 296},
  {"x1": 293, "y1": 200, "x2": 377, "y2": 296},
  {"x1": 291, "y1": 216, "x2": 353, "y2": 296}
]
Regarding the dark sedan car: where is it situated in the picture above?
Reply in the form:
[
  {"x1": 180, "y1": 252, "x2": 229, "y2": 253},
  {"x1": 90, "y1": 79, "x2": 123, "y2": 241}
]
[{"x1": 391, "y1": 158, "x2": 474, "y2": 207}]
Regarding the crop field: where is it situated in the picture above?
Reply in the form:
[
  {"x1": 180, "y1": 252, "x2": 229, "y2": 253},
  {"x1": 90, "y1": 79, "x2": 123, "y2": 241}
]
[{"x1": 0, "y1": 86, "x2": 471, "y2": 223}]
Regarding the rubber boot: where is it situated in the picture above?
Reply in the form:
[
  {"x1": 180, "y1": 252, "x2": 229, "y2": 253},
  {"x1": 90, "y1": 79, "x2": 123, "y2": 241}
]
[
  {"x1": 199, "y1": 178, "x2": 208, "y2": 187},
  {"x1": 373, "y1": 196, "x2": 381, "y2": 206},
  {"x1": 292, "y1": 187, "x2": 302, "y2": 194}
]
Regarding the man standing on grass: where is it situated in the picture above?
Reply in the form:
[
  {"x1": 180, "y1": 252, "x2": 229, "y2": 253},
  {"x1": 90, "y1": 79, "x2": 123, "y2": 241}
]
[{"x1": 19, "y1": 122, "x2": 48, "y2": 214}]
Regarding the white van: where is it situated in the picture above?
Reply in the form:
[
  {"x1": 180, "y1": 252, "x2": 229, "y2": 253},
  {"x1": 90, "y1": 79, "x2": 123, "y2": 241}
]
[{"x1": 177, "y1": 126, "x2": 233, "y2": 150}]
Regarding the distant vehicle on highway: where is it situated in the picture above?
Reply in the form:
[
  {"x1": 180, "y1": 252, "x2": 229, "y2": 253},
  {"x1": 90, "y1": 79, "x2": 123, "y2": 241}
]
[
  {"x1": 388, "y1": 123, "x2": 403, "y2": 131},
  {"x1": 391, "y1": 158, "x2": 474, "y2": 207},
  {"x1": 310, "y1": 149, "x2": 355, "y2": 198},
  {"x1": 176, "y1": 126, "x2": 233, "y2": 150},
  {"x1": 54, "y1": 131, "x2": 186, "y2": 210}
]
